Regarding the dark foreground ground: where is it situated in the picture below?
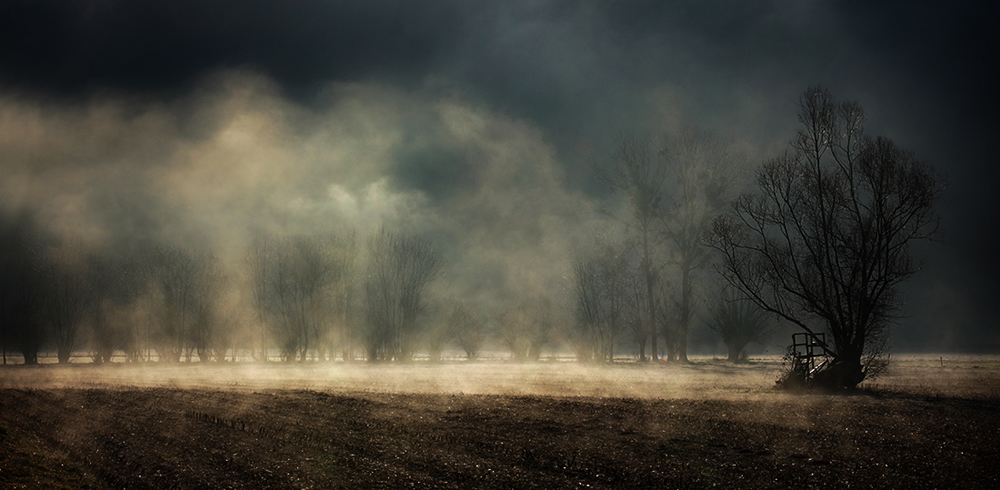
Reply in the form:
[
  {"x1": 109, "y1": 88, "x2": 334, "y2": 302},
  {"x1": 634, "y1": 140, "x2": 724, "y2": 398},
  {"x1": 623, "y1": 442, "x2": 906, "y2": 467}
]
[{"x1": 1, "y1": 384, "x2": 998, "y2": 489}]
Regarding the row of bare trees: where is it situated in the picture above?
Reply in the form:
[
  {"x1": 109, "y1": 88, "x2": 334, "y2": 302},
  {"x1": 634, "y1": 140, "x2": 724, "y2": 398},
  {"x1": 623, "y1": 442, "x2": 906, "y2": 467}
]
[
  {"x1": 0, "y1": 212, "x2": 241, "y2": 365},
  {"x1": 0, "y1": 216, "x2": 491, "y2": 364},
  {"x1": 581, "y1": 126, "x2": 750, "y2": 364},
  {"x1": 568, "y1": 231, "x2": 771, "y2": 365}
]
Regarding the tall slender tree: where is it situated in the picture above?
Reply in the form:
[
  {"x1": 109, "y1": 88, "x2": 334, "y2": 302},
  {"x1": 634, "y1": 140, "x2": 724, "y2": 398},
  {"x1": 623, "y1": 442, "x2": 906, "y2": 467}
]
[
  {"x1": 658, "y1": 129, "x2": 746, "y2": 362},
  {"x1": 596, "y1": 132, "x2": 667, "y2": 361}
]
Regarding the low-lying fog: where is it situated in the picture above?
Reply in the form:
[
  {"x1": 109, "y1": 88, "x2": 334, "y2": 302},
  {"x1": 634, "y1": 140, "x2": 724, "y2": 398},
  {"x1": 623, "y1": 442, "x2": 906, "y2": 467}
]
[{"x1": 3, "y1": 356, "x2": 997, "y2": 401}]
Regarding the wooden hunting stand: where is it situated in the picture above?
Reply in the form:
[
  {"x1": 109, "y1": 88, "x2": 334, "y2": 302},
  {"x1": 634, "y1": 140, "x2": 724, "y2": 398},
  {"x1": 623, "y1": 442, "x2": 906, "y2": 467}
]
[{"x1": 790, "y1": 332, "x2": 830, "y2": 380}]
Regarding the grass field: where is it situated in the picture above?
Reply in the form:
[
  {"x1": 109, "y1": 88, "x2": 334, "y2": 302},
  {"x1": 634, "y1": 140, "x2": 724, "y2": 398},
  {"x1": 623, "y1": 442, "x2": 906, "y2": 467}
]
[{"x1": 2, "y1": 356, "x2": 998, "y2": 488}]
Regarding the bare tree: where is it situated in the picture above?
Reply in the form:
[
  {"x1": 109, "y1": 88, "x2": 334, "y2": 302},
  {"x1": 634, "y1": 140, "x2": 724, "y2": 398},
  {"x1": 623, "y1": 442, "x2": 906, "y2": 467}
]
[
  {"x1": 622, "y1": 265, "x2": 649, "y2": 362},
  {"x1": 86, "y1": 251, "x2": 121, "y2": 364},
  {"x1": 704, "y1": 288, "x2": 772, "y2": 363},
  {"x1": 570, "y1": 253, "x2": 603, "y2": 362},
  {"x1": 363, "y1": 228, "x2": 442, "y2": 361},
  {"x1": 327, "y1": 231, "x2": 358, "y2": 361},
  {"x1": 147, "y1": 246, "x2": 205, "y2": 362},
  {"x1": 257, "y1": 235, "x2": 340, "y2": 362},
  {"x1": 710, "y1": 87, "x2": 942, "y2": 388},
  {"x1": 422, "y1": 302, "x2": 452, "y2": 362},
  {"x1": 0, "y1": 210, "x2": 45, "y2": 364},
  {"x1": 192, "y1": 256, "x2": 235, "y2": 362},
  {"x1": 493, "y1": 298, "x2": 553, "y2": 362},
  {"x1": 596, "y1": 132, "x2": 667, "y2": 361},
  {"x1": 245, "y1": 232, "x2": 275, "y2": 361},
  {"x1": 449, "y1": 302, "x2": 485, "y2": 361},
  {"x1": 114, "y1": 250, "x2": 149, "y2": 362},
  {"x1": 40, "y1": 241, "x2": 91, "y2": 363},
  {"x1": 658, "y1": 128, "x2": 747, "y2": 362},
  {"x1": 571, "y1": 237, "x2": 632, "y2": 362}
]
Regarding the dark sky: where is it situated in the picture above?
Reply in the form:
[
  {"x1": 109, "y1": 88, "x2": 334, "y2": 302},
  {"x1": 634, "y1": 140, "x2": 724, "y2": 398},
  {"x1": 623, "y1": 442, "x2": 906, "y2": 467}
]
[{"x1": 1, "y1": 0, "x2": 997, "y2": 350}]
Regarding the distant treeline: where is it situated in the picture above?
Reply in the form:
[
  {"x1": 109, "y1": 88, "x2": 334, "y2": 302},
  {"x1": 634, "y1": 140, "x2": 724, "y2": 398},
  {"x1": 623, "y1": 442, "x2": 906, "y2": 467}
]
[{"x1": 0, "y1": 173, "x2": 766, "y2": 367}]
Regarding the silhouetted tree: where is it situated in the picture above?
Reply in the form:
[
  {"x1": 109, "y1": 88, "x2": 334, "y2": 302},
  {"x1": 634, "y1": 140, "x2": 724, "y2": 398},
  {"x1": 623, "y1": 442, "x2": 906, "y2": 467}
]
[
  {"x1": 245, "y1": 232, "x2": 274, "y2": 361},
  {"x1": 449, "y1": 302, "x2": 485, "y2": 361},
  {"x1": 658, "y1": 129, "x2": 746, "y2": 362},
  {"x1": 710, "y1": 87, "x2": 942, "y2": 388},
  {"x1": 494, "y1": 298, "x2": 553, "y2": 362},
  {"x1": 272, "y1": 235, "x2": 338, "y2": 362},
  {"x1": 327, "y1": 231, "x2": 358, "y2": 361},
  {"x1": 193, "y1": 255, "x2": 235, "y2": 362},
  {"x1": 148, "y1": 246, "x2": 204, "y2": 362},
  {"x1": 86, "y1": 251, "x2": 121, "y2": 364},
  {"x1": 571, "y1": 252, "x2": 603, "y2": 362},
  {"x1": 246, "y1": 231, "x2": 357, "y2": 362},
  {"x1": 363, "y1": 228, "x2": 442, "y2": 361},
  {"x1": 40, "y1": 240, "x2": 91, "y2": 363},
  {"x1": 622, "y1": 265, "x2": 649, "y2": 362},
  {"x1": 596, "y1": 132, "x2": 667, "y2": 361},
  {"x1": 704, "y1": 288, "x2": 772, "y2": 363},
  {"x1": 0, "y1": 210, "x2": 45, "y2": 364},
  {"x1": 571, "y1": 237, "x2": 633, "y2": 362},
  {"x1": 113, "y1": 250, "x2": 149, "y2": 362}
]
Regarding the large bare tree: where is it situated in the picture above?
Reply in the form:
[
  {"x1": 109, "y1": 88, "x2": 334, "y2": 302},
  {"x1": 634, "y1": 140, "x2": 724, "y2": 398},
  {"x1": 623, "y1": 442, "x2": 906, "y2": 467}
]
[
  {"x1": 271, "y1": 235, "x2": 340, "y2": 362},
  {"x1": 710, "y1": 87, "x2": 942, "y2": 388},
  {"x1": 246, "y1": 232, "x2": 355, "y2": 362},
  {"x1": 324, "y1": 231, "x2": 358, "y2": 361},
  {"x1": 149, "y1": 246, "x2": 204, "y2": 363}
]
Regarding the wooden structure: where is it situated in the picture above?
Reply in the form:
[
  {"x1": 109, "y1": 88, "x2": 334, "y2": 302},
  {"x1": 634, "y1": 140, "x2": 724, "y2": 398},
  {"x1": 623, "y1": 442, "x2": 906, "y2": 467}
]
[{"x1": 790, "y1": 332, "x2": 829, "y2": 379}]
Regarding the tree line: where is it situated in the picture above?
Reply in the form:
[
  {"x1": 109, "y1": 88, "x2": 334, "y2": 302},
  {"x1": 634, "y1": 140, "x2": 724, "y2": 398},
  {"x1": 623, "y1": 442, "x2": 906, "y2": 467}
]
[
  {"x1": 0, "y1": 221, "x2": 476, "y2": 365},
  {"x1": 0, "y1": 88, "x2": 942, "y2": 388}
]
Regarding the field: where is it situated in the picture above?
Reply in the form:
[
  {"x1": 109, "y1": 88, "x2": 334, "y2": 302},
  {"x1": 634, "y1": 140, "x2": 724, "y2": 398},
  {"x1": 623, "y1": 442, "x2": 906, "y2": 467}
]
[{"x1": 1, "y1": 356, "x2": 998, "y2": 488}]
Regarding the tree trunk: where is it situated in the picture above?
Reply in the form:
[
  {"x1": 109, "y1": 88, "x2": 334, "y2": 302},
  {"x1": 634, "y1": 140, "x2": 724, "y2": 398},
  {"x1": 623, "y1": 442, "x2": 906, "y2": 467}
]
[
  {"x1": 21, "y1": 348, "x2": 38, "y2": 365},
  {"x1": 814, "y1": 354, "x2": 865, "y2": 389},
  {"x1": 58, "y1": 345, "x2": 72, "y2": 364},
  {"x1": 642, "y1": 234, "x2": 657, "y2": 362},
  {"x1": 678, "y1": 266, "x2": 691, "y2": 362},
  {"x1": 665, "y1": 333, "x2": 676, "y2": 362}
]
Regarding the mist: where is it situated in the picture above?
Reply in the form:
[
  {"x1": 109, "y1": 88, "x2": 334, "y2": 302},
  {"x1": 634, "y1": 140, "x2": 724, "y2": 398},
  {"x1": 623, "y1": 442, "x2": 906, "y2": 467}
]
[
  {"x1": 3, "y1": 70, "x2": 589, "y2": 305},
  {"x1": 1, "y1": 0, "x2": 997, "y2": 360}
]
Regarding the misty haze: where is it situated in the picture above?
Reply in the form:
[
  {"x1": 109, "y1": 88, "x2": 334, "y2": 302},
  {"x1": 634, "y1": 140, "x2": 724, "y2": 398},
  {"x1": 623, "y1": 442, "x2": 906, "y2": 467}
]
[{"x1": 1, "y1": 1, "x2": 997, "y2": 488}]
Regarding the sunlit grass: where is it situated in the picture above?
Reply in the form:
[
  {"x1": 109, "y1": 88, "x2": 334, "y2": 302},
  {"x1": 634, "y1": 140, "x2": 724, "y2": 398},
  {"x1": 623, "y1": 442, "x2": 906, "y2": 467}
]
[{"x1": 3, "y1": 353, "x2": 997, "y2": 400}]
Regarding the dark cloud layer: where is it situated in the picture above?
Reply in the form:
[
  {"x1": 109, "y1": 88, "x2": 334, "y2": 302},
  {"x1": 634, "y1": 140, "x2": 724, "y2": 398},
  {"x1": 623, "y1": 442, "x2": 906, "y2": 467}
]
[{"x1": 1, "y1": 0, "x2": 997, "y2": 350}]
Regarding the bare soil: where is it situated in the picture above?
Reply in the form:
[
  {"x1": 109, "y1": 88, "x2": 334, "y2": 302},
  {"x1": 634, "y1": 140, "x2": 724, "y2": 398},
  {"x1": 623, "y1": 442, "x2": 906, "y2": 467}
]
[{"x1": 1, "y1": 360, "x2": 998, "y2": 488}]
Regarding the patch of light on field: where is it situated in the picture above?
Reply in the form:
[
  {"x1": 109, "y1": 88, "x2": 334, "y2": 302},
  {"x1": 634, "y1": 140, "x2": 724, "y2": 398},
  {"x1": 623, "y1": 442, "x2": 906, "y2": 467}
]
[
  {"x1": 4, "y1": 355, "x2": 998, "y2": 400},
  {"x1": 0, "y1": 359, "x2": 786, "y2": 400}
]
